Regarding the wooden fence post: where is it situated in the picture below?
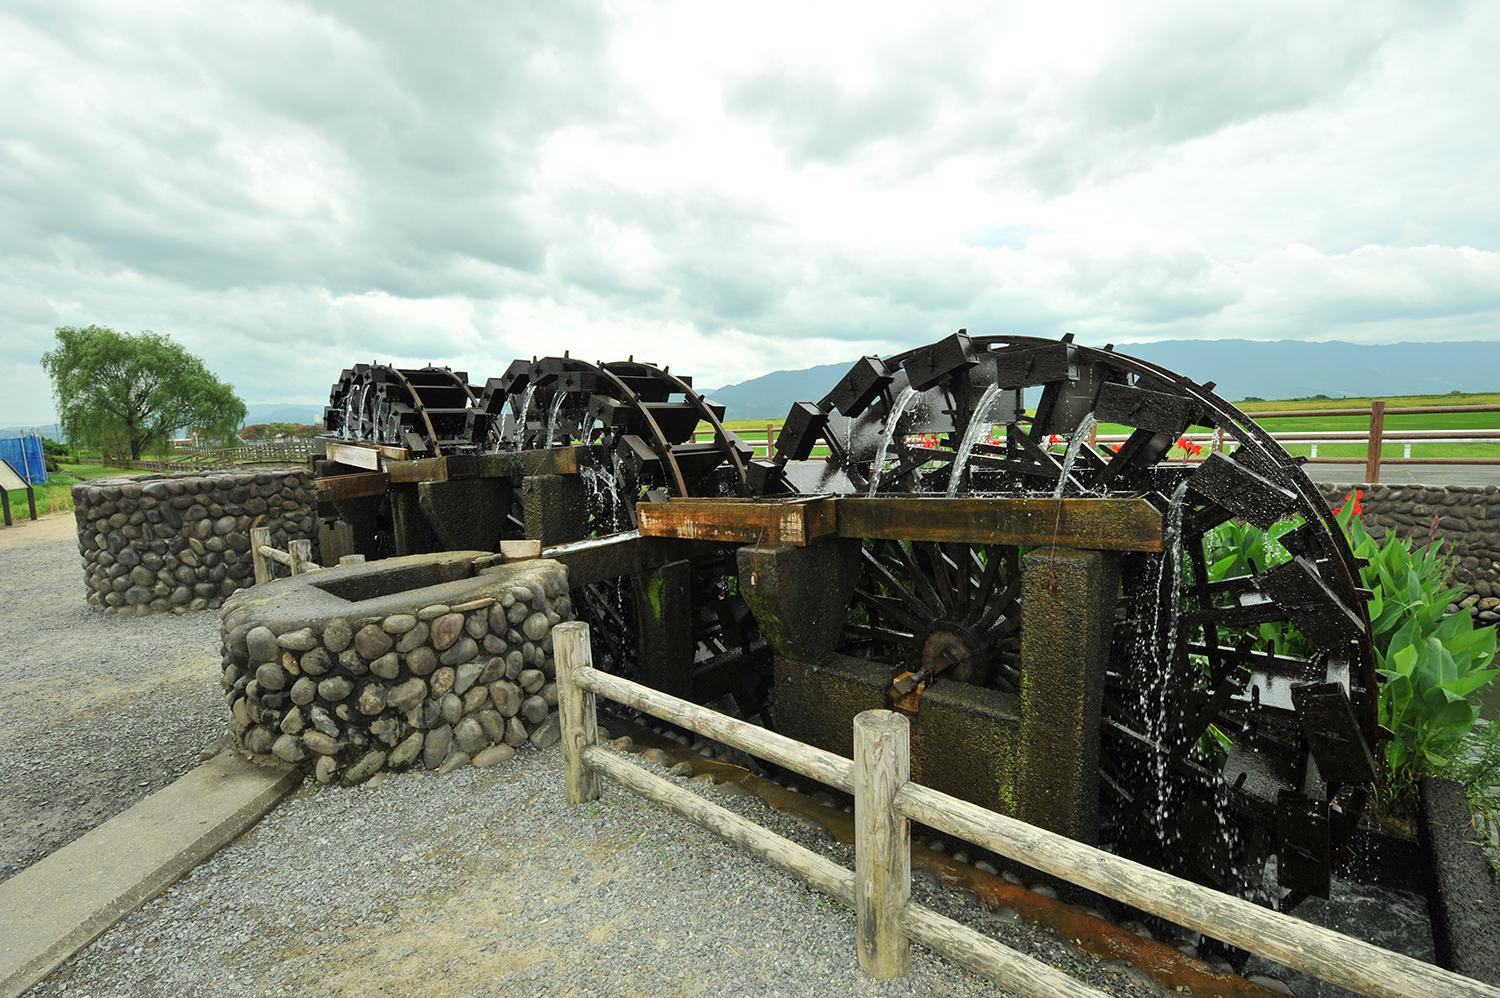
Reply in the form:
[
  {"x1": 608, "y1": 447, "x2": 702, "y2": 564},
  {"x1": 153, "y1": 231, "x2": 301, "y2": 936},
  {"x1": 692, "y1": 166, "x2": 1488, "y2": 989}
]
[
  {"x1": 766, "y1": 423, "x2": 775, "y2": 459},
  {"x1": 1365, "y1": 399, "x2": 1387, "y2": 484},
  {"x1": 250, "y1": 526, "x2": 272, "y2": 584},
  {"x1": 288, "y1": 538, "x2": 312, "y2": 576},
  {"x1": 854, "y1": 709, "x2": 911, "y2": 979},
  {"x1": 555, "y1": 621, "x2": 601, "y2": 804}
]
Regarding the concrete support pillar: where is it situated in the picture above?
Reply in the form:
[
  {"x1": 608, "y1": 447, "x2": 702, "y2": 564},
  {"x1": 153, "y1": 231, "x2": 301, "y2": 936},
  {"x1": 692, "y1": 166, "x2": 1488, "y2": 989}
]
[
  {"x1": 418, "y1": 479, "x2": 512, "y2": 552},
  {"x1": 521, "y1": 474, "x2": 587, "y2": 546},
  {"x1": 737, "y1": 539, "x2": 861, "y2": 664},
  {"x1": 1017, "y1": 546, "x2": 1122, "y2": 843},
  {"x1": 634, "y1": 558, "x2": 695, "y2": 698},
  {"x1": 388, "y1": 485, "x2": 441, "y2": 556}
]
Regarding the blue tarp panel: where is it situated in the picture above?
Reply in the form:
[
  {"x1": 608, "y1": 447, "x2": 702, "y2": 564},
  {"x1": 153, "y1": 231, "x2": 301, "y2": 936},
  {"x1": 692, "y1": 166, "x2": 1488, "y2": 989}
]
[{"x1": 0, "y1": 435, "x2": 47, "y2": 485}]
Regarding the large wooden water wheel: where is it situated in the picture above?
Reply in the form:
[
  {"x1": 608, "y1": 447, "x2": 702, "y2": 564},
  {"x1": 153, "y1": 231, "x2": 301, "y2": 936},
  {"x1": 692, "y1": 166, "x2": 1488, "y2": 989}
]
[
  {"x1": 324, "y1": 362, "x2": 482, "y2": 457},
  {"x1": 758, "y1": 331, "x2": 1380, "y2": 905},
  {"x1": 470, "y1": 356, "x2": 768, "y2": 713}
]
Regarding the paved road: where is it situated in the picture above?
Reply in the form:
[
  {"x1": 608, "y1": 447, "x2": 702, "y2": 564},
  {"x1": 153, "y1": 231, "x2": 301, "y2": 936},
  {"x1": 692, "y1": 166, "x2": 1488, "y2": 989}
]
[{"x1": 1301, "y1": 464, "x2": 1500, "y2": 487}]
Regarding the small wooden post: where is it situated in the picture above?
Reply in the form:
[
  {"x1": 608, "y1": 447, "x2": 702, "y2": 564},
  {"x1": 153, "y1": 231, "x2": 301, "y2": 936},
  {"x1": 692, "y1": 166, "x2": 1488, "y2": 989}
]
[
  {"x1": 766, "y1": 423, "x2": 775, "y2": 459},
  {"x1": 250, "y1": 525, "x2": 272, "y2": 584},
  {"x1": 288, "y1": 538, "x2": 313, "y2": 576},
  {"x1": 1, "y1": 490, "x2": 11, "y2": 527},
  {"x1": 1365, "y1": 399, "x2": 1387, "y2": 484},
  {"x1": 854, "y1": 709, "x2": 911, "y2": 979},
  {"x1": 25, "y1": 485, "x2": 37, "y2": 521},
  {"x1": 555, "y1": 621, "x2": 601, "y2": 804}
]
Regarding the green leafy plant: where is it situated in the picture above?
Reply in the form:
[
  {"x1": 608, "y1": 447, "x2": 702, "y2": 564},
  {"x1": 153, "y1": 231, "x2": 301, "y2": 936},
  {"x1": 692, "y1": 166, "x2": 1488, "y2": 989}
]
[
  {"x1": 1202, "y1": 516, "x2": 1310, "y2": 660},
  {"x1": 1448, "y1": 720, "x2": 1500, "y2": 865},
  {"x1": 1202, "y1": 493, "x2": 1499, "y2": 806},
  {"x1": 1340, "y1": 499, "x2": 1500, "y2": 798}
]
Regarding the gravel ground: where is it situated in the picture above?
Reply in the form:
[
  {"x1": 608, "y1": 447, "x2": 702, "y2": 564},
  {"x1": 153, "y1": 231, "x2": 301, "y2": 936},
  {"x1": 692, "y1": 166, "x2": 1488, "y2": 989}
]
[
  {"x1": 27, "y1": 739, "x2": 1167, "y2": 998},
  {"x1": 0, "y1": 515, "x2": 226, "y2": 879}
]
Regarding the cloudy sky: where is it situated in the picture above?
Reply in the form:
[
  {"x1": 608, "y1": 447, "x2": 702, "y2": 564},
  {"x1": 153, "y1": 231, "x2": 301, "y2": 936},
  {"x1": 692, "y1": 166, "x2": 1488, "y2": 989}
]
[{"x1": 3, "y1": 1, "x2": 1498, "y2": 424}]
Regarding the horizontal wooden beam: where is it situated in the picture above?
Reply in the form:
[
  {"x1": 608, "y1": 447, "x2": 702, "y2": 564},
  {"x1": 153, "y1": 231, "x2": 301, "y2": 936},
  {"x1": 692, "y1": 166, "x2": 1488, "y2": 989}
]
[
  {"x1": 323, "y1": 439, "x2": 406, "y2": 470},
  {"x1": 636, "y1": 496, "x2": 1163, "y2": 552},
  {"x1": 314, "y1": 472, "x2": 388, "y2": 503},
  {"x1": 637, "y1": 497, "x2": 837, "y2": 547},
  {"x1": 836, "y1": 497, "x2": 1162, "y2": 552}
]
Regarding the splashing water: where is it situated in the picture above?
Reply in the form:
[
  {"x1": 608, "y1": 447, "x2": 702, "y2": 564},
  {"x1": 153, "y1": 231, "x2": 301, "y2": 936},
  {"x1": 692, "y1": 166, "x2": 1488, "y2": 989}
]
[
  {"x1": 545, "y1": 390, "x2": 567, "y2": 446},
  {"x1": 1052, "y1": 412, "x2": 1097, "y2": 498},
  {"x1": 947, "y1": 383, "x2": 1006, "y2": 497},
  {"x1": 1137, "y1": 478, "x2": 1193, "y2": 850},
  {"x1": 867, "y1": 386, "x2": 918, "y2": 497},
  {"x1": 512, "y1": 384, "x2": 536, "y2": 450}
]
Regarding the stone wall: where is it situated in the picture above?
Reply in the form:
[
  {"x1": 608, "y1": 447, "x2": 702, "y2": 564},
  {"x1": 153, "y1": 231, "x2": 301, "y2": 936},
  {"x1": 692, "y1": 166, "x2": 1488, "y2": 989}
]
[
  {"x1": 218, "y1": 551, "x2": 572, "y2": 784},
  {"x1": 1316, "y1": 482, "x2": 1500, "y2": 626},
  {"x1": 72, "y1": 469, "x2": 316, "y2": 616}
]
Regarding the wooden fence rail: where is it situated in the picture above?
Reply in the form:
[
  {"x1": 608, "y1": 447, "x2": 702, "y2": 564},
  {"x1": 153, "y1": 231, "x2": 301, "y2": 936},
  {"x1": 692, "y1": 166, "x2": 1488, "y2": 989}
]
[{"x1": 553, "y1": 621, "x2": 1500, "y2": 998}]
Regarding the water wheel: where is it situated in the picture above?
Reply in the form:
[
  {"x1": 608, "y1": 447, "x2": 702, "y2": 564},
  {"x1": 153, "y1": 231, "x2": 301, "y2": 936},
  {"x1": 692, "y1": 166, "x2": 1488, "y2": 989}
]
[
  {"x1": 477, "y1": 356, "x2": 769, "y2": 714},
  {"x1": 323, "y1": 362, "x2": 482, "y2": 457},
  {"x1": 760, "y1": 331, "x2": 1380, "y2": 905}
]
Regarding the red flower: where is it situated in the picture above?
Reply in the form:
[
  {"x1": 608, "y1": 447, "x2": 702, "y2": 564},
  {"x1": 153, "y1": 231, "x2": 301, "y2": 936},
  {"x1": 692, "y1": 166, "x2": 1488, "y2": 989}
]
[
  {"x1": 1332, "y1": 488, "x2": 1365, "y2": 517},
  {"x1": 1176, "y1": 436, "x2": 1203, "y2": 458},
  {"x1": 1048, "y1": 434, "x2": 1061, "y2": 445}
]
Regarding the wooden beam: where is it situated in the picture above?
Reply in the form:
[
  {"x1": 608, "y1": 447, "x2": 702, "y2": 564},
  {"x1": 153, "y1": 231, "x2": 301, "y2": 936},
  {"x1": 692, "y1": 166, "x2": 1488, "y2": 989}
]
[
  {"x1": 573, "y1": 664, "x2": 856, "y2": 793},
  {"x1": 895, "y1": 782, "x2": 1496, "y2": 998},
  {"x1": 636, "y1": 497, "x2": 838, "y2": 546},
  {"x1": 323, "y1": 440, "x2": 396, "y2": 471},
  {"x1": 854, "y1": 710, "x2": 911, "y2": 978},
  {"x1": 314, "y1": 472, "x2": 389, "y2": 503},
  {"x1": 836, "y1": 497, "x2": 1163, "y2": 552},
  {"x1": 555, "y1": 622, "x2": 602, "y2": 805}
]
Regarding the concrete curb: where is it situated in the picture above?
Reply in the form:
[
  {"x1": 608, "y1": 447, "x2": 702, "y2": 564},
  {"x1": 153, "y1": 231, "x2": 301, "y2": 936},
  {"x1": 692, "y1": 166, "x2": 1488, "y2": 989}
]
[
  {"x1": 1420, "y1": 776, "x2": 1500, "y2": 985},
  {"x1": 0, "y1": 751, "x2": 301, "y2": 998}
]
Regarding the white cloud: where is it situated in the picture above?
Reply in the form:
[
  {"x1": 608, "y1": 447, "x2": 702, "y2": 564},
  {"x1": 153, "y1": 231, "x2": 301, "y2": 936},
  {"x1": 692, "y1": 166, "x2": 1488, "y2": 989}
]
[{"x1": 1, "y1": 0, "x2": 1497, "y2": 424}]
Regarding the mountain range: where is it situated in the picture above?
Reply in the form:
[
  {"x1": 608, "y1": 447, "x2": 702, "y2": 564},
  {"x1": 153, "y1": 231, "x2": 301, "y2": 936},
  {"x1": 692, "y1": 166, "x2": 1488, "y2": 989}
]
[
  {"x1": 7, "y1": 340, "x2": 1496, "y2": 438},
  {"x1": 702, "y1": 339, "x2": 1500, "y2": 420}
]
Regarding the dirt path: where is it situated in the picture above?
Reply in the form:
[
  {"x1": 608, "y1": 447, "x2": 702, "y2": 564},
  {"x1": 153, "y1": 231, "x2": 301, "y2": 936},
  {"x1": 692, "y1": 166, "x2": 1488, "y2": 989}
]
[{"x1": 0, "y1": 514, "x2": 226, "y2": 879}]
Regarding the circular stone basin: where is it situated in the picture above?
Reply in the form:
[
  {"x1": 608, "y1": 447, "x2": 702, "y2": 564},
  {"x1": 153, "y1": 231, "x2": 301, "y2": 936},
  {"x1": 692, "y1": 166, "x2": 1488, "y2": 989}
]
[{"x1": 218, "y1": 550, "x2": 572, "y2": 783}]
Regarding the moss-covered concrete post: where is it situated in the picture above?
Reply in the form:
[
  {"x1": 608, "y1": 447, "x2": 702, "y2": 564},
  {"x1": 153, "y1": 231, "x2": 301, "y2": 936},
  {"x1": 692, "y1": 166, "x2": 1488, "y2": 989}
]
[
  {"x1": 634, "y1": 558, "x2": 695, "y2": 698},
  {"x1": 1017, "y1": 546, "x2": 1122, "y2": 843},
  {"x1": 737, "y1": 540, "x2": 861, "y2": 664}
]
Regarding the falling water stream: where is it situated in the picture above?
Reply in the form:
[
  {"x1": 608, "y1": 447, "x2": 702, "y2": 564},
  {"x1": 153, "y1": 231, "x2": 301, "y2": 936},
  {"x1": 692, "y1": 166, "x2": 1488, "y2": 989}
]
[
  {"x1": 867, "y1": 386, "x2": 918, "y2": 496},
  {"x1": 1052, "y1": 412, "x2": 1097, "y2": 498},
  {"x1": 513, "y1": 384, "x2": 537, "y2": 449},
  {"x1": 946, "y1": 383, "x2": 1005, "y2": 496},
  {"x1": 545, "y1": 391, "x2": 568, "y2": 446}
]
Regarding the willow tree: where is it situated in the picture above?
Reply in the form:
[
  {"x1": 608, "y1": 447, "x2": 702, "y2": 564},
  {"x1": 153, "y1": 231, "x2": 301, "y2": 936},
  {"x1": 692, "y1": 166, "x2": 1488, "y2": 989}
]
[{"x1": 41, "y1": 326, "x2": 247, "y2": 459}]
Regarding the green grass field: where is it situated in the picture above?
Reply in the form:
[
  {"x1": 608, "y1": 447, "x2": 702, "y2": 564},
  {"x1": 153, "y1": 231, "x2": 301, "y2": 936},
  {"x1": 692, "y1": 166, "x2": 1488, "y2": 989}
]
[{"x1": 3, "y1": 462, "x2": 143, "y2": 518}]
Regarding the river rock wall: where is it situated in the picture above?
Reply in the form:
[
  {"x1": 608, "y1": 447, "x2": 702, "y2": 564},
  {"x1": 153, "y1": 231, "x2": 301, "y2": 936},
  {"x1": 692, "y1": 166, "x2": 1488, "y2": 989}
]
[
  {"x1": 219, "y1": 552, "x2": 572, "y2": 783},
  {"x1": 72, "y1": 469, "x2": 316, "y2": 616},
  {"x1": 1317, "y1": 482, "x2": 1500, "y2": 626}
]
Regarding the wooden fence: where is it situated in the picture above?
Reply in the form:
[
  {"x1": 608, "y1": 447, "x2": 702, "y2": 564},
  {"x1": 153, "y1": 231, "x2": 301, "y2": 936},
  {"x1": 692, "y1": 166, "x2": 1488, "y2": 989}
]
[
  {"x1": 553, "y1": 621, "x2": 1499, "y2": 998},
  {"x1": 91, "y1": 441, "x2": 315, "y2": 474},
  {"x1": 693, "y1": 401, "x2": 1500, "y2": 484}
]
